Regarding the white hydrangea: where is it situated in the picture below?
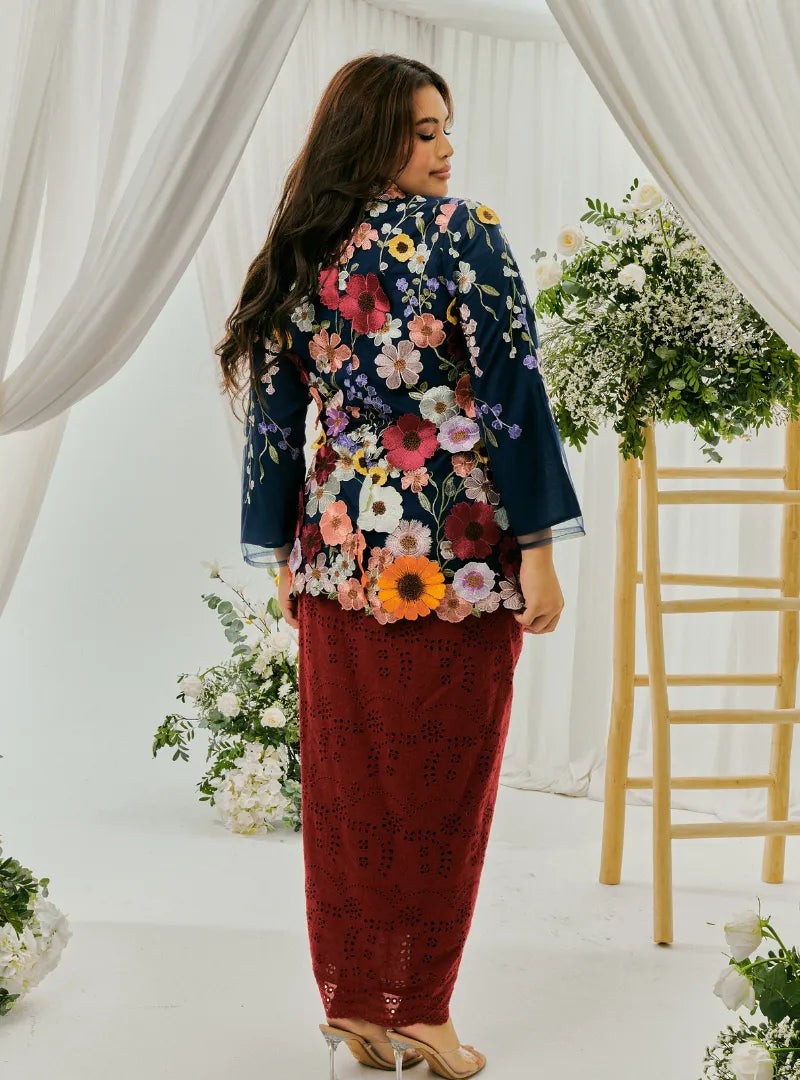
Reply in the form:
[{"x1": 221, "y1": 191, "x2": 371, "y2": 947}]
[
  {"x1": 213, "y1": 742, "x2": 291, "y2": 835},
  {"x1": 0, "y1": 896, "x2": 72, "y2": 1005}
]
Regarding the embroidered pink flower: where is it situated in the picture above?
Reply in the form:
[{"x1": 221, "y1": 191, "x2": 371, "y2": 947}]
[
  {"x1": 367, "y1": 546, "x2": 394, "y2": 573},
  {"x1": 400, "y1": 466, "x2": 430, "y2": 492},
  {"x1": 338, "y1": 272, "x2": 391, "y2": 334},
  {"x1": 338, "y1": 578, "x2": 366, "y2": 610},
  {"x1": 341, "y1": 529, "x2": 367, "y2": 563},
  {"x1": 452, "y1": 561, "x2": 496, "y2": 602},
  {"x1": 387, "y1": 519, "x2": 432, "y2": 558},
  {"x1": 376, "y1": 340, "x2": 423, "y2": 389},
  {"x1": 435, "y1": 584, "x2": 473, "y2": 622},
  {"x1": 382, "y1": 414, "x2": 439, "y2": 469},
  {"x1": 435, "y1": 201, "x2": 458, "y2": 231},
  {"x1": 451, "y1": 452, "x2": 475, "y2": 478},
  {"x1": 438, "y1": 415, "x2": 481, "y2": 453},
  {"x1": 408, "y1": 312, "x2": 446, "y2": 349},
  {"x1": 319, "y1": 265, "x2": 340, "y2": 310},
  {"x1": 309, "y1": 329, "x2": 351, "y2": 373},
  {"x1": 320, "y1": 499, "x2": 353, "y2": 545},
  {"x1": 351, "y1": 221, "x2": 380, "y2": 251}
]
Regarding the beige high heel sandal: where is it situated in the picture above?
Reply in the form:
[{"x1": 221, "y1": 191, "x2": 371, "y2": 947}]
[
  {"x1": 318, "y1": 1022, "x2": 425, "y2": 1076},
  {"x1": 385, "y1": 1028, "x2": 486, "y2": 1078}
]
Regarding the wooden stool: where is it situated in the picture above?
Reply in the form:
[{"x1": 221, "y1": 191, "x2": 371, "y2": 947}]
[{"x1": 599, "y1": 418, "x2": 800, "y2": 943}]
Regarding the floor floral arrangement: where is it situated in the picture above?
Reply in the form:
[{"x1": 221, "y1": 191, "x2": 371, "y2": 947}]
[
  {"x1": 703, "y1": 904, "x2": 800, "y2": 1078},
  {"x1": 0, "y1": 838, "x2": 71, "y2": 1016},
  {"x1": 532, "y1": 178, "x2": 800, "y2": 462},
  {"x1": 152, "y1": 561, "x2": 301, "y2": 833}
]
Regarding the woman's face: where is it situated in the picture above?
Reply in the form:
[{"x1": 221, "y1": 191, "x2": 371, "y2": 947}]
[{"x1": 393, "y1": 84, "x2": 454, "y2": 197}]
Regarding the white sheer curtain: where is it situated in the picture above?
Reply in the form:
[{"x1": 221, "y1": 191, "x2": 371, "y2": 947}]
[
  {"x1": 0, "y1": 0, "x2": 309, "y2": 615},
  {"x1": 198, "y1": 0, "x2": 800, "y2": 821}
]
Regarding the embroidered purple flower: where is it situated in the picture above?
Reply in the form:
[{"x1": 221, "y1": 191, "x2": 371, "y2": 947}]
[
  {"x1": 452, "y1": 561, "x2": 496, "y2": 602},
  {"x1": 257, "y1": 421, "x2": 268, "y2": 435},
  {"x1": 438, "y1": 415, "x2": 481, "y2": 453},
  {"x1": 426, "y1": 276, "x2": 440, "y2": 291},
  {"x1": 325, "y1": 406, "x2": 349, "y2": 435},
  {"x1": 523, "y1": 353, "x2": 537, "y2": 369},
  {"x1": 396, "y1": 277, "x2": 409, "y2": 292}
]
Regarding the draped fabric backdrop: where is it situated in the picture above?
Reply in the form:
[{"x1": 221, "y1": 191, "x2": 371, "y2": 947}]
[
  {"x1": 0, "y1": 0, "x2": 309, "y2": 613},
  {"x1": 2, "y1": 0, "x2": 798, "y2": 826}
]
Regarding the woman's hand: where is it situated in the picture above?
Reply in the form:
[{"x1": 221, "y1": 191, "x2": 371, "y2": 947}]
[
  {"x1": 513, "y1": 545, "x2": 564, "y2": 634},
  {"x1": 277, "y1": 564, "x2": 299, "y2": 629}
]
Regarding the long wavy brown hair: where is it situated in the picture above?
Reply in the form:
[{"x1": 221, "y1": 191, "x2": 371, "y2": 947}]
[{"x1": 215, "y1": 52, "x2": 453, "y2": 418}]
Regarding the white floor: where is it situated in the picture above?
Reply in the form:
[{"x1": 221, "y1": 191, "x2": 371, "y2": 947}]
[{"x1": 2, "y1": 770, "x2": 796, "y2": 1080}]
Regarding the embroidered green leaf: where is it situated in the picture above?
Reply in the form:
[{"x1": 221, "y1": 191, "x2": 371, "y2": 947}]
[
  {"x1": 418, "y1": 491, "x2": 432, "y2": 513},
  {"x1": 268, "y1": 443, "x2": 280, "y2": 464},
  {"x1": 481, "y1": 284, "x2": 500, "y2": 296},
  {"x1": 484, "y1": 426, "x2": 498, "y2": 448}
]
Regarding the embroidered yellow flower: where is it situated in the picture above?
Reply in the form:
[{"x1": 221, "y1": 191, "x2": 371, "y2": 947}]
[
  {"x1": 388, "y1": 233, "x2": 416, "y2": 262},
  {"x1": 352, "y1": 449, "x2": 368, "y2": 474},
  {"x1": 367, "y1": 465, "x2": 387, "y2": 486},
  {"x1": 476, "y1": 204, "x2": 500, "y2": 225},
  {"x1": 446, "y1": 296, "x2": 458, "y2": 324},
  {"x1": 311, "y1": 429, "x2": 327, "y2": 451}
]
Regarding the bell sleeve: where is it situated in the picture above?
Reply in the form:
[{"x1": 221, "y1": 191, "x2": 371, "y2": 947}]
[
  {"x1": 240, "y1": 333, "x2": 310, "y2": 567},
  {"x1": 447, "y1": 199, "x2": 585, "y2": 550}
]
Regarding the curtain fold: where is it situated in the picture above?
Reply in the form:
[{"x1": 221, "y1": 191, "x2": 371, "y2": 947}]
[
  {"x1": 545, "y1": 0, "x2": 800, "y2": 355},
  {"x1": 0, "y1": 0, "x2": 310, "y2": 620}
]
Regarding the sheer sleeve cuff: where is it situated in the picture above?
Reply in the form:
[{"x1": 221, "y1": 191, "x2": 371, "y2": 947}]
[
  {"x1": 241, "y1": 540, "x2": 293, "y2": 568},
  {"x1": 516, "y1": 515, "x2": 586, "y2": 549}
]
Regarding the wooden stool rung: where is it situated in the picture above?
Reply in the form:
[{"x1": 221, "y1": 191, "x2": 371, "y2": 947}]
[
  {"x1": 672, "y1": 821, "x2": 800, "y2": 839},
  {"x1": 634, "y1": 673, "x2": 780, "y2": 686},
  {"x1": 670, "y1": 708, "x2": 800, "y2": 725},
  {"x1": 634, "y1": 572, "x2": 782, "y2": 589},
  {"x1": 657, "y1": 467, "x2": 786, "y2": 479},
  {"x1": 658, "y1": 488, "x2": 800, "y2": 504},
  {"x1": 661, "y1": 597, "x2": 800, "y2": 613},
  {"x1": 626, "y1": 774, "x2": 773, "y2": 790}
]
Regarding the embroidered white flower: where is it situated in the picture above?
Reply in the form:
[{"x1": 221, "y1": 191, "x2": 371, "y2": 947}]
[
  {"x1": 386, "y1": 518, "x2": 432, "y2": 558},
  {"x1": 371, "y1": 315, "x2": 404, "y2": 346},
  {"x1": 290, "y1": 300, "x2": 314, "y2": 331},
  {"x1": 419, "y1": 385, "x2": 458, "y2": 426},
  {"x1": 407, "y1": 242, "x2": 432, "y2": 274},
  {"x1": 455, "y1": 261, "x2": 477, "y2": 293},
  {"x1": 358, "y1": 480, "x2": 403, "y2": 533}
]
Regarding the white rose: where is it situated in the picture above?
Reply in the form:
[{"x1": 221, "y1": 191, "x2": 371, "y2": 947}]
[
  {"x1": 724, "y1": 910, "x2": 763, "y2": 961},
  {"x1": 713, "y1": 965, "x2": 755, "y2": 1011},
  {"x1": 617, "y1": 263, "x2": 646, "y2": 291},
  {"x1": 534, "y1": 259, "x2": 562, "y2": 290},
  {"x1": 629, "y1": 181, "x2": 664, "y2": 213},
  {"x1": 179, "y1": 674, "x2": 203, "y2": 700},
  {"x1": 729, "y1": 1041, "x2": 774, "y2": 1080},
  {"x1": 261, "y1": 706, "x2": 287, "y2": 728},
  {"x1": 555, "y1": 225, "x2": 585, "y2": 257},
  {"x1": 216, "y1": 692, "x2": 241, "y2": 718},
  {"x1": 267, "y1": 631, "x2": 292, "y2": 654}
]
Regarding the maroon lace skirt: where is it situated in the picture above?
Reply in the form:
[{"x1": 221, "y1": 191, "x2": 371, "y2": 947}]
[{"x1": 296, "y1": 592, "x2": 524, "y2": 1027}]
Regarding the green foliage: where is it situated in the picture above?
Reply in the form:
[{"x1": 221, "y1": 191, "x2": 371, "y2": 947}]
[{"x1": 0, "y1": 838, "x2": 50, "y2": 1015}]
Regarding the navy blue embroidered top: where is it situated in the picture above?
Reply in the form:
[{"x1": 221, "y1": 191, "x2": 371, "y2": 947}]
[{"x1": 240, "y1": 184, "x2": 585, "y2": 621}]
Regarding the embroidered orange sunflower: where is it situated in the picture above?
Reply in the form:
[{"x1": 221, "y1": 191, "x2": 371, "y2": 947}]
[
  {"x1": 475, "y1": 204, "x2": 500, "y2": 225},
  {"x1": 377, "y1": 555, "x2": 446, "y2": 619}
]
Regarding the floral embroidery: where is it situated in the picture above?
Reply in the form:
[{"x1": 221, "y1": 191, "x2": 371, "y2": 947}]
[{"x1": 240, "y1": 186, "x2": 585, "y2": 618}]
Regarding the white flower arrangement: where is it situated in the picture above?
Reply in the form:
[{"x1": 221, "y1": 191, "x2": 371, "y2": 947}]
[
  {"x1": 532, "y1": 178, "x2": 800, "y2": 461},
  {"x1": 0, "y1": 840, "x2": 71, "y2": 1015},
  {"x1": 152, "y1": 561, "x2": 301, "y2": 832},
  {"x1": 701, "y1": 902, "x2": 800, "y2": 1078}
]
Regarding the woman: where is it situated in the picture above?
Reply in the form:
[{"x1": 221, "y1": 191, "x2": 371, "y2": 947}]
[{"x1": 217, "y1": 53, "x2": 584, "y2": 1080}]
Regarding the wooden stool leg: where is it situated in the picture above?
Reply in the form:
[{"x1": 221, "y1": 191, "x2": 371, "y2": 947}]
[
  {"x1": 600, "y1": 451, "x2": 641, "y2": 884},
  {"x1": 641, "y1": 423, "x2": 674, "y2": 944},
  {"x1": 763, "y1": 419, "x2": 800, "y2": 882}
]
